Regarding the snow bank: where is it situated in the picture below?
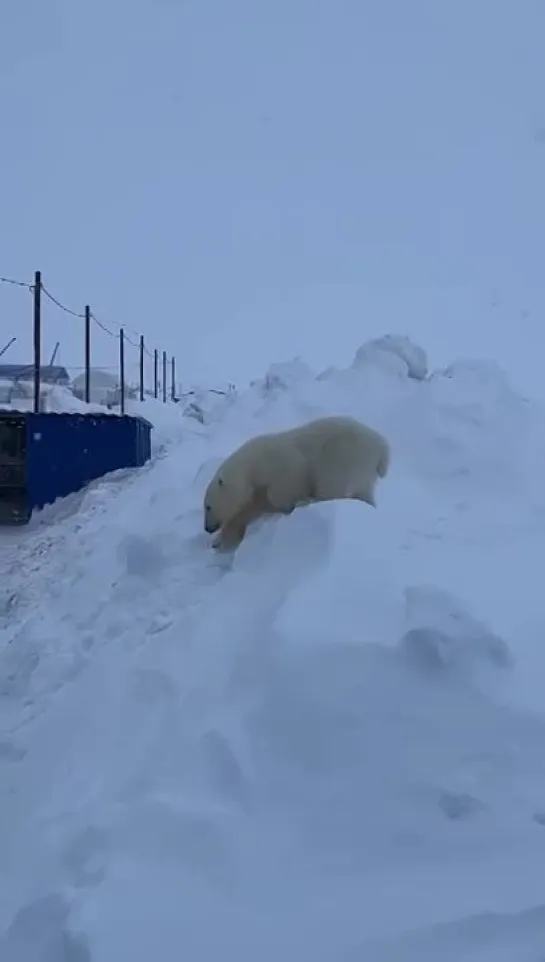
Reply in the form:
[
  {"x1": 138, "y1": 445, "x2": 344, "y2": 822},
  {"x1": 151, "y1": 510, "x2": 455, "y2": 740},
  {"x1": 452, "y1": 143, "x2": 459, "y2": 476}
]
[
  {"x1": 0, "y1": 382, "x2": 108, "y2": 416},
  {"x1": 2, "y1": 333, "x2": 545, "y2": 960},
  {"x1": 0, "y1": 379, "x2": 221, "y2": 456},
  {"x1": 353, "y1": 333, "x2": 428, "y2": 380}
]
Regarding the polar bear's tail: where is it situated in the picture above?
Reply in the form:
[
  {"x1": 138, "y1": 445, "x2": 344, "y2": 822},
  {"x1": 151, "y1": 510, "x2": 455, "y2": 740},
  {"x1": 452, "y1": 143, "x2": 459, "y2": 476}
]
[{"x1": 377, "y1": 441, "x2": 390, "y2": 478}]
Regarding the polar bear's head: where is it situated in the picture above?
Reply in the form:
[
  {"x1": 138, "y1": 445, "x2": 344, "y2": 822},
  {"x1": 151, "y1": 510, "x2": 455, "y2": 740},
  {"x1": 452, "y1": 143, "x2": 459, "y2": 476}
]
[{"x1": 204, "y1": 463, "x2": 252, "y2": 534}]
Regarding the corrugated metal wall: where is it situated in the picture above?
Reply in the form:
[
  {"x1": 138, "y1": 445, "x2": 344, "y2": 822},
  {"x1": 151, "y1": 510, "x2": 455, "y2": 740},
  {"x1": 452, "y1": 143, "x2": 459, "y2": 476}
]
[{"x1": 25, "y1": 413, "x2": 153, "y2": 514}]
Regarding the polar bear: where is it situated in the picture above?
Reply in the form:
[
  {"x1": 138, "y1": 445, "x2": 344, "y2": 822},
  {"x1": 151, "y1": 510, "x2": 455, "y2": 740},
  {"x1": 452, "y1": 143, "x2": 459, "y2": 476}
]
[{"x1": 203, "y1": 415, "x2": 390, "y2": 550}]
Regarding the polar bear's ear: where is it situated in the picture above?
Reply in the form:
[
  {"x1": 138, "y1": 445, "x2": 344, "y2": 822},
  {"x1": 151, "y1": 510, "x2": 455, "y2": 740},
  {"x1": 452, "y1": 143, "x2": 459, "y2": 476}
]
[{"x1": 217, "y1": 476, "x2": 224, "y2": 487}]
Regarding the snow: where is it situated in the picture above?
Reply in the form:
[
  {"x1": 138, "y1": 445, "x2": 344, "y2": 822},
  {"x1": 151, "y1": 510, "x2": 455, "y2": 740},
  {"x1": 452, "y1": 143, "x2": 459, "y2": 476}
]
[
  {"x1": 0, "y1": 382, "x2": 115, "y2": 417},
  {"x1": 353, "y1": 334, "x2": 428, "y2": 381},
  {"x1": 0, "y1": 382, "x2": 231, "y2": 434},
  {"x1": 2, "y1": 336, "x2": 545, "y2": 961}
]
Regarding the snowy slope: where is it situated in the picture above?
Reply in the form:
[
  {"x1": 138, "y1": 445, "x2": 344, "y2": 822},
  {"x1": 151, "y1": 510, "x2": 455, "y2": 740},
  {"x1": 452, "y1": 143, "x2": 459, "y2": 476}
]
[{"x1": 2, "y1": 337, "x2": 545, "y2": 961}]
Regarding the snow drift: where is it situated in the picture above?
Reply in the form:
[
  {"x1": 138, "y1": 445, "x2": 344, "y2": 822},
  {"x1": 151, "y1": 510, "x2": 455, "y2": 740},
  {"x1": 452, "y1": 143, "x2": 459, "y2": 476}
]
[{"x1": 1, "y1": 335, "x2": 545, "y2": 961}]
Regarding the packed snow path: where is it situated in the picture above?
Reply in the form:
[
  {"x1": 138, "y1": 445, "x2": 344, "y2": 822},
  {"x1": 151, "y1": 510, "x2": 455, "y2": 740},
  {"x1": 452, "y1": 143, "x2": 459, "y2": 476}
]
[{"x1": 2, "y1": 341, "x2": 545, "y2": 961}]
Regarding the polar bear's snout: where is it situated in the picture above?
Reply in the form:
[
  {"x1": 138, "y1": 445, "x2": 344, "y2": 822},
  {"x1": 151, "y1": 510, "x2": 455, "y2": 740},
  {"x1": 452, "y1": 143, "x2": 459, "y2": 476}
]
[{"x1": 204, "y1": 503, "x2": 221, "y2": 533}]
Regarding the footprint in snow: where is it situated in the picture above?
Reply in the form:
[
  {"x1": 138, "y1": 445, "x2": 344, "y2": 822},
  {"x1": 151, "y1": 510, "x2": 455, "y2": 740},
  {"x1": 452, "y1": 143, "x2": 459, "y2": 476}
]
[
  {"x1": 62, "y1": 824, "x2": 110, "y2": 890},
  {"x1": 0, "y1": 740, "x2": 26, "y2": 762},
  {"x1": 0, "y1": 893, "x2": 91, "y2": 961}
]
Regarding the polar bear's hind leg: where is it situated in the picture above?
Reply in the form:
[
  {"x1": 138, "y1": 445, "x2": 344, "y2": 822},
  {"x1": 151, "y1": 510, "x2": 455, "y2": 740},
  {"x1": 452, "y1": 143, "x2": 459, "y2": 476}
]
[
  {"x1": 351, "y1": 481, "x2": 377, "y2": 508},
  {"x1": 377, "y1": 443, "x2": 390, "y2": 478}
]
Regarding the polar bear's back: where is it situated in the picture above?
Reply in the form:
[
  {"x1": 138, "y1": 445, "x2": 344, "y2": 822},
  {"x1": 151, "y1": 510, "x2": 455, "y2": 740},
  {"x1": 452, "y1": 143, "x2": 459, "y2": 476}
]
[
  {"x1": 283, "y1": 415, "x2": 389, "y2": 502},
  {"x1": 220, "y1": 429, "x2": 303, "y2": 490},
  {"x1": 227, "y1": 415, "x2": 389, "y2": 491},
  {"x1": 288, "y1": 415, "x2": 387, "y2": 468}
]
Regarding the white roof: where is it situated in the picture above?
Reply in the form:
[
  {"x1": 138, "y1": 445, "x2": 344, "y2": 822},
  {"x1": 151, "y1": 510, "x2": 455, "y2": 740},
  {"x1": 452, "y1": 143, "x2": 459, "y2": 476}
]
[{"x1": 72, "y1": 369, "x2": 119, "y2": 388}]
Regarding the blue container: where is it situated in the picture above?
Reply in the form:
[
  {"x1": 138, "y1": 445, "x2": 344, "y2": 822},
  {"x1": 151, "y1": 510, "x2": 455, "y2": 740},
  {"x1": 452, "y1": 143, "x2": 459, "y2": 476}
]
[{"x1": 0, "y1": 411, "x2": 153, "y2": 523}]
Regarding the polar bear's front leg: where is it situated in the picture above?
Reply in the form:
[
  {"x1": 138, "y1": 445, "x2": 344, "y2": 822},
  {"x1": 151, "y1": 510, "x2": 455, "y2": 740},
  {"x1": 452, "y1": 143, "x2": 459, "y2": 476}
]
[
  {"x1": 211, "y1": 497, "x2": 266, "y2": 550},
  {"x1": 213, "y1": 517, "x2": 247, "y2": 550}
]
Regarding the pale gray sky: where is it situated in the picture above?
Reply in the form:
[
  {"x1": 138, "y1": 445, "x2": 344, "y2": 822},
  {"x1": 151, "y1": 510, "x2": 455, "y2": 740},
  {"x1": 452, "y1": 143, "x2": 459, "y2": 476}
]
[{"x1": 2, "y1": 1, "x2": 545, "y2": 394}]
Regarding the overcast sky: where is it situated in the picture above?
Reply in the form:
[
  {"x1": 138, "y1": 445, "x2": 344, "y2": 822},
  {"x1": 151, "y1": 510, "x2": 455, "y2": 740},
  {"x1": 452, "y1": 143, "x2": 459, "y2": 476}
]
[{"x1": 1, "y1": 0, "x2": 545, "y2": 395}]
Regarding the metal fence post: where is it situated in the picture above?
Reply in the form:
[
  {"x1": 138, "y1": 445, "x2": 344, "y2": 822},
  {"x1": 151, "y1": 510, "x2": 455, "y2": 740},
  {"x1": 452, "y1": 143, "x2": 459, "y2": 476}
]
[
  {"x1": 139, "y1": 335, "x2": 144, "y2": 402},
  {"x1": 84, "y1": 305, "x2": 91, "y2": 403},
  {"x1": 120, "y1": 328, "x2": 125, "y2": 415},
  {"x1": 162, "y1": 350, "x2": 167, "y2": 403},
  {"x1": 33, "y1": 270, "x2": 41, "y2": 413},
  {"x1": 171, "y1": 356, "x2": 176, "y2": 400}
]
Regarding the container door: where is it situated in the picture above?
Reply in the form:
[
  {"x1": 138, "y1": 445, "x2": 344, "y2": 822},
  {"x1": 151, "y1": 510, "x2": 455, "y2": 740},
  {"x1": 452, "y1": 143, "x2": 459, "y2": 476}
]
[{"x1": 0, "y1": 416, "x2": 29, "y2": 523}]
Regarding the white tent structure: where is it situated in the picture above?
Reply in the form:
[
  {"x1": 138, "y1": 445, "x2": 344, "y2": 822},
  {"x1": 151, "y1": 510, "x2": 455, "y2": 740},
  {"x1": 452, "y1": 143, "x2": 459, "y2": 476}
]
[{"x1": 71, "y1": 369, "x2": 123, "y2": 407}]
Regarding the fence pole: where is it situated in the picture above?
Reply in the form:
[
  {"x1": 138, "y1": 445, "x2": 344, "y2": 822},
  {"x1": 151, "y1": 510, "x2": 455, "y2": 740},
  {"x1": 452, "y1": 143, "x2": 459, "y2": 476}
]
[
  {"x1": 154, "y1": 348, "x2": 158, "y2": 399},
  {"x1": 171, "y1": 356, "x2": 176, "y2": 401},
  {"x1": 84, "y1": 305, "x2": 91, "y2": 403},
  {"x1": 119, "y1": 328, "x2": 125, "y2": 415},
  {"x1": 139, "y1": 335, "x2": 145, "y2": 402},
  {"x1": 162, "y1": 351, "x2": 167, "y2": 403},
  {"x1": 33, "y1": 270, "x2": 41, "y2": 414}
]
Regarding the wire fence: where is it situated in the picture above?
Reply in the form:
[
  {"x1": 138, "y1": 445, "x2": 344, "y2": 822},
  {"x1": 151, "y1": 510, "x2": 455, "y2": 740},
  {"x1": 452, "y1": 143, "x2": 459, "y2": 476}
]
[{"x1": 0, "y1": 269, "x2": 198, "y2": 414}]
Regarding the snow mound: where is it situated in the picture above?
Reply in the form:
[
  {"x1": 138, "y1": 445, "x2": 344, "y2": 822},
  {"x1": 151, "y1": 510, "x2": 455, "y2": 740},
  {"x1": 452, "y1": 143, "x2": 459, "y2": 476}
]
[
  {"x1": 400, "y1": 584, "x2": 514, "y2": 679},
  {"x1": 431, "y1": 357, "x2": 526, "y2": 415},
  {"x1": 0, "y1": 382, "x2": 108, "y2": 416},
  {"x1": 45, "y1": 385, "x2": 108, "y2": 416},
  {"x1": 256, "y1": 358, "x2": 316, "y2": 395},
  {"x1": 353, "y1": 333, "x2": 428, "y2": 380},
  {"x1": 2, "y1": 332, "x2": 545, "y2": 959}
]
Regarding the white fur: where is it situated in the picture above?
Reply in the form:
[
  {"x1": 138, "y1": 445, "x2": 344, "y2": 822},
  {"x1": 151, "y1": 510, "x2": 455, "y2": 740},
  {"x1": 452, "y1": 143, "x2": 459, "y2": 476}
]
[{"x1": 203, "y1": 415, "x2": 390, "y2": 549}]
